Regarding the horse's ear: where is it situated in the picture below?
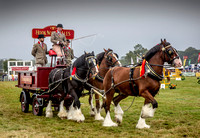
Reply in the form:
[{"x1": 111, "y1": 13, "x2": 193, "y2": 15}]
[
  {"x1": 84, "y1": 51, "x2": 86, "y2": 55},
  {"x1": 161, "y1": 39, "x2": 163, "y2": 43},
  {"x1": 92, "y1": 51, "x2": 94, "y2": 55},
  {"x1": 161, "y1": 39, "x2": 165, "y2": 45},
  {"x1": 103, "y1": 48, "x2": 107, "y2": 52}
]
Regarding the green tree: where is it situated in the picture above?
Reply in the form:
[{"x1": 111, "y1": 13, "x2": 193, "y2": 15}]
[
  {"x1": 119, "y1": 44, "x2": 148, "y2": 66},
  {"x1": 0, "y1": 60, "x2": 3, "y2": 70},
  {"x1": 133, "y1": 44, "x2": 148, "y2": 56},
  {"x1": 178, "y1": 47, "x2": 200, "y2": 65}
]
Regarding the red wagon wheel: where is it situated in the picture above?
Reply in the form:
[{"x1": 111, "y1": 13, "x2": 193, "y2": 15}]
[
  {"x1": 32, "y1": 96, "x2": 43, "y2": 116},
  {"x1": 20, "y1": 91, "x2": 30, "y2": 113}
]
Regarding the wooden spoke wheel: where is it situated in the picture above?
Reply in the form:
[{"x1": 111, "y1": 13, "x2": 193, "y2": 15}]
[
  {"x1": 20, "y1": 92, "x2": 30, "y2": 113},
  {"x1": 32, "y1": 96, "x2": 43, "y2": 116}
]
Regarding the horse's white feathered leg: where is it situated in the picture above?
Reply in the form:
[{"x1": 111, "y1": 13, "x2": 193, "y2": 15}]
[
  {"x1": 46, "y1": 100, "x2": 53, "y2": 118},
  {"x1": 103, "y1": 111, "x2": 118, "y2": 127},
  {"x1": 89, "y1": 94, "x2": 95, "y2": 116},
  {"x1": 67, "y1": 102, "x2": 85, "y2": 122},
  {"x1": 57, "y1": 100, "x2": 67, "y2": 119},
  {"x1": 94, "y1": 108, "x2": 104, "y2": 121},
  {"x1": 73, "y1": 108, "x2": 85, "y2": 122},
  {"x1": 136, "y1": 116, "x2": 150, "y2": 129},
  {"x1": 136, "y1": 103, "x2": 157, "y2": 129},
  {"x1": 141, "y1": 104, "x2": 156, "y2": 118},
  {"x1": 114, "y1": 104, "x2": 124, "y2": 124},
  {"x1": 67, "y1": 103, "x2": 75, "y2": 120}
]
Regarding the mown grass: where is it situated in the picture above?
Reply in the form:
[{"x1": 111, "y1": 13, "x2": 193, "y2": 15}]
[{"x1": 0, "y1": 77, "x2": 199, "y2": 138}]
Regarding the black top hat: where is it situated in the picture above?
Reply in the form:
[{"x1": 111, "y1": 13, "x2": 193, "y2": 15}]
[
  {"x1": 38, "y1": 34, "x2": 45, "y2": 39},
  {"x1": 67, "y1": 39, "x2": 71, "y2": 43},
  {"x1": 57, "y1": 24, "x2": 63, "y2": 28}
]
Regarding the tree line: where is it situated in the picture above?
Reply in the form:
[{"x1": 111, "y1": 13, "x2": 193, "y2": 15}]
[
  {"x1": 0, "y1": 45, "x2": 199, "y2": 72},
  {"x1": 178, "y1": 47, "x2": 200, "y2": 65}
]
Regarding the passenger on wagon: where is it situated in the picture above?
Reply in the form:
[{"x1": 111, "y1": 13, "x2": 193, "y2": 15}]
[
  {"x1": 51, "y1": 24, "x2": 68, "y2": 65},
  {"x1": 31, "y1": 34, "x2": 48, "y2": 67},
  {"x1": 63, "y1": 40, "x2": 74, "y2": 65}
]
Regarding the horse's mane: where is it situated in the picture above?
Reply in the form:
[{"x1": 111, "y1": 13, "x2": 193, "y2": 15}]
[
  {"x1": 144, "y1": 44, "x2": 161, "y2": 61},
  {"x1": 96, "y1": 52, "x2": 105, "y2": 65},
  {"x1": 73, "y1": 54, "x2": 85, "y2": 68},
  {"x1": 144, "y1": 42, "x2": 171, "y2": 61},
  {"x1": 72, "y1": 52, "x2": 94, "y2": 68}
]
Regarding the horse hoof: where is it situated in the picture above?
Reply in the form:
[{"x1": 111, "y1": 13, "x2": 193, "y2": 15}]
[
  {"x1": 95, "y1": 113, "x2": 104, "y2": 121},
  {"x1": 57, "y1": 112, "x2": 68, "y2": 119},
  {"x1": 103, "y1": 122, "x2": 118, "y2": 127},
  {"x1": 77, "y1": 119, "x2": 84, "y2": 123},
  {"x1": 90, "y1": 112, "x2": 95, "y2": 117},
  {"x1": 76, "y1": 116, "x2": 85, "y2": 122},
  {"x1": 60, "y1": 117, "x2": 67, "y2": 120},
  {"x1": 46, "y1": 112, "x2": 53, "y2": 118},
  {"x1": 145, "y1": 125, "x2": 150, "y2": 128},
  {"x1": 136, "y1": 124, "x2": 150, "y2": 129},
  {"x1": 115, "y1": 114, "x2": 123, "y2": 124},
  {"x1": 115, "y1": 118, "x2": 122, "y2": 124},
  {"x1": 95, "y1": 116, "x2": 104, "y2": 121}
]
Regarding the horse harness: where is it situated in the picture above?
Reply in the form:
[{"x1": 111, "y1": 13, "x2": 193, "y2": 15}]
[
  {"x1": 94, "y1": 73, "x2": 104, "y2": 82},
  {"x1": 129, "y1": 67, "x2": 139, "y2": 96},
  {"x1": 105, "y1": 51, "x2": 119, "y2": 67},
  {"x1": 110, "y1": 66, "x2": 140, "y2": 96},
  {"x1": 145, "y1": 62, "x2": 164, "y2": 81},
  {"x1": 93, "y1": 51, "x2": 120, "y2": 83},
  {"x1": 161, "y1": 44, "x2": 180, "y2": 64},
  {"x1": 109, "y1": 61, "x2": 165, "y2": 96}
]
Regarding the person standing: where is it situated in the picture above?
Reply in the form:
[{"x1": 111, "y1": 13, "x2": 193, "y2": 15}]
[
  {"x1": 31, "y1": 34, "x2": 48, "y2": 67},
  {"x1": 51, "y1": 24, "x2": 67, "y2": 65},
  {"x1": 63, "y1": 40, "x2": 74, "y2": 65}
]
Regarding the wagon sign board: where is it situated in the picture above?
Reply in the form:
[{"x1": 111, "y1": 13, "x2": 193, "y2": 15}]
[
  {"x1": 20, "y1": 76, "x2": 32, "y2": 85},
  {"x1": 32, "y1": 25, "x2": 74, "y2": 39},
  {"x1": 12, "y1": 67, "x2": 29, "y2": 71}
]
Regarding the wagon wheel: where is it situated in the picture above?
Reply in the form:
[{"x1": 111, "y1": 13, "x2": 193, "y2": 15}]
[
  {"x1": 20, "y1": 91, "x2": 30, "y2": 113},
  {"x1": 32, "y1": 96, "x2": 43, "y2": 116}
]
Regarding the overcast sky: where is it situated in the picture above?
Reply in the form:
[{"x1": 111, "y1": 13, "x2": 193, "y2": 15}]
[{"x1": 0, "y1": 0, "x2": 200, "y2": 61}]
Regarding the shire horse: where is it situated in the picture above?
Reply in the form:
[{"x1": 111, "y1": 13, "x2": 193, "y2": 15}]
[
  {"x1": 87, "y1": 49, "x2": 121, "y2": 120},
  {"x1": 102, "y1": 39, "x2": 182, "y2": 128},
  {"x1": 46, "y1": 51, "x2": 98, "y2": 122}
]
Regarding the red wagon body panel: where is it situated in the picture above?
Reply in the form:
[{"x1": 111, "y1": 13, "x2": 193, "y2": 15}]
[{"x1": 16, "y1": 67, "x2": 55, "y2": 91}]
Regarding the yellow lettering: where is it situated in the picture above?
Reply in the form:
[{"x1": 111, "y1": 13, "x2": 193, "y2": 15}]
[
  {"x1": 47, "y1": 30, "x2": 51, "y2": 35},
  {"x1": 36, "y1": 30, "x2": 40, "y2": 35},
  {"x1": 50, "y1": 26, "x2": 56, "y2": 30},
  {"x1": 64, "y1": 32, "x2": 70, "y2": 36}
]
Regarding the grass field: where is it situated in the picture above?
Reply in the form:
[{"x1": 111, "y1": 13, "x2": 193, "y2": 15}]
[{"x1": 0, "y1": 77, "x2": 199, "y2": 138}]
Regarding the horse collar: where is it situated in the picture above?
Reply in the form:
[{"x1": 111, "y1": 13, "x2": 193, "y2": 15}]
[
  {"x1": 95, "y1": 73, "x2": 104, "y2": 82},
  {"x1": 145, "y1": 63, "x2": 164, "y2": 81}
]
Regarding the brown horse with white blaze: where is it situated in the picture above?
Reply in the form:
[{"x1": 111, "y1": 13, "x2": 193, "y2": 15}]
[
  {"x1": 102, "y1": 39, "x2": 182, "y2": 128},
  {"x1": 87, "y1": 48, "x2": 121, "y2": 120}
]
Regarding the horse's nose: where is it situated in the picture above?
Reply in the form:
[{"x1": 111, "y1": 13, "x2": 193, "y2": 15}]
[
  {"x1": 178, "y1": 62, "x2": 182, "y2": 67},
  {"x1": 178, "y1": 59, "x2": 182, "y2": 67}
]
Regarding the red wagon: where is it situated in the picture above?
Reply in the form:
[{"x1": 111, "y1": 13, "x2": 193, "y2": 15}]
[
  {"x1": 16, "y1": 50, "x2": 64, "y2": 115},
  {"x1": 16, "y1": 26, "x2": 74, "y2": 115}
]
